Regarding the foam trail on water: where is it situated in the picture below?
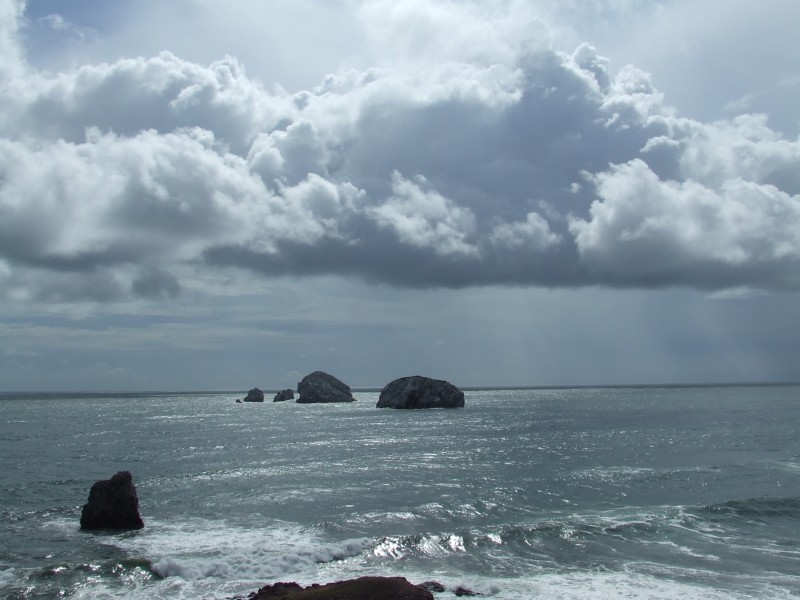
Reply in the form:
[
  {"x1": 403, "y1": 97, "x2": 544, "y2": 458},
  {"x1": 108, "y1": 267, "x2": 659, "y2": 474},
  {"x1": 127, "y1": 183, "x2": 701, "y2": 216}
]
[{"x1": 109, "y1": 518, "x2": 369, "y2": 583}]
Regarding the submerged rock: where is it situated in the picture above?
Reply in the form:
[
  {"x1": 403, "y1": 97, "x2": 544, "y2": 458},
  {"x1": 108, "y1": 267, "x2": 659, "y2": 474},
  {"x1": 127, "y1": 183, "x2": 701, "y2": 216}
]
[
  {"x1": 453, "y1": 586, "x2": 483, "y2": 597},
  {"x1": 419, "y1": 582, "x2": 482, "y2": 597},
  {"x1": 243, "y1": 388, "x2": 265, "y2": 402},
  {"x1": 419, "y1": 581, "x2": 446, "y2": 593},
  {"x1": 248, "y1": 576, "x2": 434, "y2": 599},
  {"x1": 376, "y1": 375, "x2": 464, "y2": 409},
  {"x1": 273, "y1": 388, "x2": 294, "y2": 402},
  {"x1": 296, "y1": 371, "x2": 355, "y2": 403},
  {"x1": 80, "y1": 471, "x2": 144, "y2": 531}
]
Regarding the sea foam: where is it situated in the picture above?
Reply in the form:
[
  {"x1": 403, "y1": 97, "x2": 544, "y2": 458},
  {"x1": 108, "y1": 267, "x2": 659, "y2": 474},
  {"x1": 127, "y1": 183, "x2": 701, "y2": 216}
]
[{"x1": 111, "y1": 518, "x2": 370, "y2": 582}]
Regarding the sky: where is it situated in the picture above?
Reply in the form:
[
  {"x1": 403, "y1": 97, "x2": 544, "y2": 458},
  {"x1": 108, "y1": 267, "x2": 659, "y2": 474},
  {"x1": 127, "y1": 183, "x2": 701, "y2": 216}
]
[{"x1": 1, "y1": 0, "x2": 799, "y2": 391}]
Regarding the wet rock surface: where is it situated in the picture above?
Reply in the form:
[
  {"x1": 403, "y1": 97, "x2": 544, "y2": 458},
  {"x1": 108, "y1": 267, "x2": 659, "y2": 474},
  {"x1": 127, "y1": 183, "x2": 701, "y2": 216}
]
[
  {"x1": 296, "y1": 371, "x2": 355, "y2": 403},
  {"x1": 243, "y1": 388, "x2": 265, "y2": 402},
  {"x1": 273, "y1": 388, "x2": 295, "y2": 402},
  {"x1": 247, "y1": 576, "x2": 434, "y2": 599},
  {"x1": 376, "y1": 375, "x2": 464, "y2": 409},
  {"x1": 79, "y1": 471, "x2": 144, "y2": 531}
]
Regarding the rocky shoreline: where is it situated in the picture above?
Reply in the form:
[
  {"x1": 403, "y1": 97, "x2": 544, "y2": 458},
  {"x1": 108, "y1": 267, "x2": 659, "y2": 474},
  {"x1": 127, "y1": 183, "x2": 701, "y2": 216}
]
[{"x1": 79, "y1": 474, "x2": 484, "y2": 599}]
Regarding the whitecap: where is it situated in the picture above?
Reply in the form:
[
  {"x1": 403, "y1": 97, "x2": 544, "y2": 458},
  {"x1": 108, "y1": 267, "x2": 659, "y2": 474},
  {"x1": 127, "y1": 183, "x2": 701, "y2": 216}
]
[{"x1": 109, "y1": 518, "x2": 370, "y2": 583}]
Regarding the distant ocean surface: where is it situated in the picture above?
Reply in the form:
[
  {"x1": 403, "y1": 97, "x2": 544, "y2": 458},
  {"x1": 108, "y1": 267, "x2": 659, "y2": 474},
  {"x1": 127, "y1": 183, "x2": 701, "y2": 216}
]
[{"x1": 1, "y1": 385, "x2": 799, "y2": 599}]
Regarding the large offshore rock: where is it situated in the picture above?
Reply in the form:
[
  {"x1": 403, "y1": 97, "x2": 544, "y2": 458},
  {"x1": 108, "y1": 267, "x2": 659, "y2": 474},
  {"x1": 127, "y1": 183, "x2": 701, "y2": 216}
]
[
  {"x1": 249, "y1": 576, "x2": 434, "y2": 599},
  {"x1": 273, "y1": 388, "x2": 295, "y2": 402},
  {"x1": 243, "y1": 387, "x2": 265, "y2": 402},
  {"x1": 296, "y1": 371, "x2": 355, "y2": 403},
  {"x1": 376, "y1": 375, "x2": 464, "y2": 409},
  {"x1": 80, "y1": 471, "x2": 144, "y2": 530}
]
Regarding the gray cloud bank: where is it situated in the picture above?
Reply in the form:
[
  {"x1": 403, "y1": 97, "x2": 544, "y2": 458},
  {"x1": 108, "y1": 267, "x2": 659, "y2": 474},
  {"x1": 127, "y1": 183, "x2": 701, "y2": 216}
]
[{"x1": 1, "y1": 0, "x2": 799, "y2": 304}]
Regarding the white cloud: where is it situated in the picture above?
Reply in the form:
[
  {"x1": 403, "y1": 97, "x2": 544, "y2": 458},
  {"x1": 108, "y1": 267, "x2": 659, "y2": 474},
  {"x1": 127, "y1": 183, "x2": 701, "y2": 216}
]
[
  {"x1": 573, "y1": 0, "x2": 800, "y2": 137},
  {"x1": 37, "y1": 12, "x2": 95, "y2": 42},
  {"x1": 357, "y1": 0, "x2": 551, "y2": 69},
  {"x1": 490, "y1": 212, "x2": 561, "y2": 251},
  {"x1": 367, "y1": 172, "x2": 478, "y2": 257},
  {"x1": 570, "y1": 159, "x2": 800, "y2": 288},
  {"x1": 0, "y1": 127, "x2": 268, "y2": 265},
  {"x1": 2, "y1": 49, "x2": 292, "y2": 156},
  {"x1": 269, "y1": 174, "x2": 364, "y2": 249},
  {"x1": 0, "y1": 0, "x2": 798, "y2": 303},
  {"x1": 677, "y1": 114, "x2": 800, "y2": 191},
  {"x1": 248, "y1": 120, "x2": 330, "y2": 187}
]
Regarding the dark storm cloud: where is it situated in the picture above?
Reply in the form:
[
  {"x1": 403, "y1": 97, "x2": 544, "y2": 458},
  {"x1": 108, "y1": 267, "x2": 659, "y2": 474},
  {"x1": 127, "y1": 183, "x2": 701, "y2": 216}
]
[{"x1": 1, "y1": 1, "x2": 799, "y2": 303}]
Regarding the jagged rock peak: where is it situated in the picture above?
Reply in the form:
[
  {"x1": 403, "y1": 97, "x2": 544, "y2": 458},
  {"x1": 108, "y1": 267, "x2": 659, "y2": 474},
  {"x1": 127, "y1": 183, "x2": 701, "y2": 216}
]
[
  {"x1": 243, "y1": 388, "x2": 265, "y2": 402},
  {"x1": 80, "y1": 471, "x2": 144, "y2": 531},
  {"x1": 273, "y1": 388, "x2": 295, "y2": 402}
]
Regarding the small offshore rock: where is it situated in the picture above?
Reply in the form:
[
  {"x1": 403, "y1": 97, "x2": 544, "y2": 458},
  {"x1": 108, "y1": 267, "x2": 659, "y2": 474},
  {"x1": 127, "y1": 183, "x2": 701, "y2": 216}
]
[
  {"x1": 273, "y1": 389, "x2": 294, "y2": 402},
  {"x1": 248, "y1": 576, "x2": 433, "y2": 599},
  {"x1": 419, "y1": 581, "x2": 446, "y2": 593},
  {"x1": 454, "y1": 586, "x2": 483, "y2": 597},
  {"x1": 80, "y1": 471, "x2": 144, "y2": 531},
  {"x1": 418, "y1": 581, "x2": 482, "y2": 596},
  {"x1": 243, "y1": 387, "x2": 265, "y2": 402},
  {"x1": 376, "y1": 375, "x2": 464, "y2": 409},
  {"x1": 296, "y1": 371, "x2": 356, "y2": 403}
]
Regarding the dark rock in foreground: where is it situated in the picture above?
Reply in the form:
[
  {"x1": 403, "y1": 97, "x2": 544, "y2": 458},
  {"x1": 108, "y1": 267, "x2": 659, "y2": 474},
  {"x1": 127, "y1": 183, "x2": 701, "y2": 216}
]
[
  {"x1": 296, "y1": 371, "x2": 355, "y2": 403},
  {"x1": 80, "y1": 471, "x2": 144, "y2": 531},
  {"x1": 376, "y1": 375, "x2": 464, "y2": 409},
  {"x1": 273, "y1": 388, "x2": 295, "y2": 402},
  {"x1": 248, "y1": 576, "x2": 433, "y2": 599},
  {"x1": 243, "y1": 387, "x2": 265, "y2": 402}
]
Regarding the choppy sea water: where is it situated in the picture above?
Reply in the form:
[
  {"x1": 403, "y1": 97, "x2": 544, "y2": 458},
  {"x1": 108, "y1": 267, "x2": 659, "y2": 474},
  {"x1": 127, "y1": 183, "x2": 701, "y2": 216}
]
[{"x1": 1, "y1": 385, "x2": 798, "y2": 599}]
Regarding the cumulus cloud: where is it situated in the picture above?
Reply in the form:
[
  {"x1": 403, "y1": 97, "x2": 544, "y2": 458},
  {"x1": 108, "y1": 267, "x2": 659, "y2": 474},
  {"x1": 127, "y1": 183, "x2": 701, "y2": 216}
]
[
  {"x1": 3, "y1": 50, "x2": 287, "y2": 155},
  {"x1": 570, "y1": 159, "x2": 800, "y2": 289},
  {"x1": 490, "y1": 212, "x2": 561, "y2": 251},
  {"x1": 367, "y1": 172, "x2": 478, "y2": 257},
  {"x1": 0, "y1": 0, "x2": 799, "y2": 304}
]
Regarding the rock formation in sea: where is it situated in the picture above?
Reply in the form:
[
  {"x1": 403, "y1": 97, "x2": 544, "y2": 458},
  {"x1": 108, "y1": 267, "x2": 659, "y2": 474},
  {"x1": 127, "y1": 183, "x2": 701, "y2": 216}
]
[
  {"x1": 248, "y1": 576, "x2": 434, "y2": 599},
  {"x1": 419, "y1": 581, "x2": 483, "y2": 597},
  {"x1": 79, "y1": 471, "x2": 144, "y2": 530},
  {"x1": 243, "y1": 387, "x2": 265, "y2": 402},
  {"x1": 376, "y1": 375, "x2": 465, "y2": 409},
  {"x1": 296, "y1": 371, "x2": 356, "y2": 403},
  {"x1": 273, "y1": 388, "x2": 294, "y2": 402}
]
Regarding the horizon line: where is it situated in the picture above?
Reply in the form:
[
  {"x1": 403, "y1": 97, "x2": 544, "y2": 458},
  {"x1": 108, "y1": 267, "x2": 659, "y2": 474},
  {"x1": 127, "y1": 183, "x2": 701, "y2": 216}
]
[{"x1": 2, "y1": 380, "x2": 799, "y2": 396}]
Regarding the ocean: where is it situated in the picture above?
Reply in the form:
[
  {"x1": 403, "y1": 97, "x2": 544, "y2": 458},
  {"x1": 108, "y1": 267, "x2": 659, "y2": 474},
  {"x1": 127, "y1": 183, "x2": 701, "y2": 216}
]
[{"x1": 1, "y1": 385, "x2": 798, "y2": 599}]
